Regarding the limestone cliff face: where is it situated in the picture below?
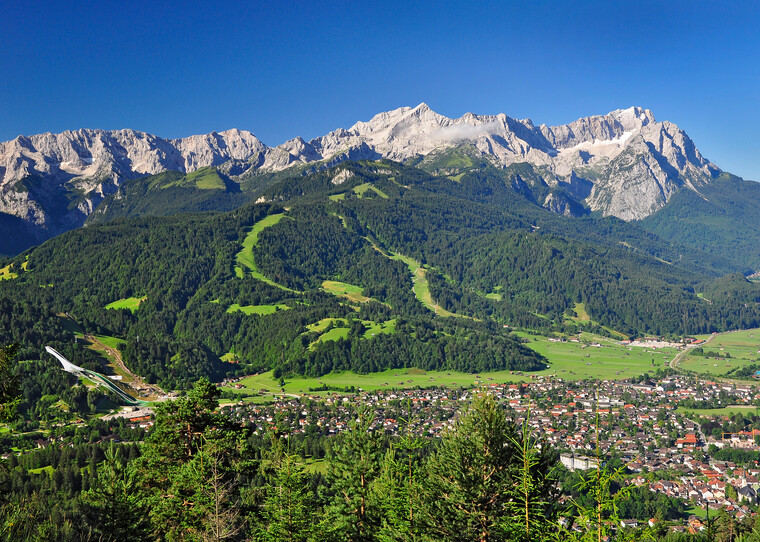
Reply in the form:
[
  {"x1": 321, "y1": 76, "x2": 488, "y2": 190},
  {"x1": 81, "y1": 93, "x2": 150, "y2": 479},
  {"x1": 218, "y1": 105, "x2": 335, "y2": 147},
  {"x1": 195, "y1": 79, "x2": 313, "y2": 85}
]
[{"x1": 0, "y1": 105, "x2": 722, "y2": 251}]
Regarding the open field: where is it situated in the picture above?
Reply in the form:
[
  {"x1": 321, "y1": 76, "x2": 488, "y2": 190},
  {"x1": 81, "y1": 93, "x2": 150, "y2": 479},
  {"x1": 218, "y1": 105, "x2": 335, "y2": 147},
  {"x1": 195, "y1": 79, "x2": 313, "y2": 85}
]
[
  {"x1": 226, "y1": 331, "x2": 673, "y2": 397},
  {"x1": 676, "y1": 405, "x2": 759, "y2": 417},
  {"x1": 186, "y1": 167, "x2": 225, "y2": 190},
  {"x1": 678, "y1": 329, "x2": 760, "y2": 377},
  {"x1": 105, "y1": 296, "x2": 146, "y2": 313},
  {"x1": 322, "y1": 280, "x2": 370, "y2": 303},
  {"x1": 516, "y1": 332, "x2": 676, "y2": 380},
  {"x1": 227, "y1": 303, "x2": 291, "y2": 315}
]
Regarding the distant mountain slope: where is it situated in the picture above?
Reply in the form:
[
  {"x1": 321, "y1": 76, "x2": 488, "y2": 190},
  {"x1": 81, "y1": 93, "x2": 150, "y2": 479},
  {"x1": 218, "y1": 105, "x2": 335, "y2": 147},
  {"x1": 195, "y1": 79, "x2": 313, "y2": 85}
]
[
  {"x1": 3, "y1": 160, "x2": 760, "y2": 387},
  {"x1": 0, "y1": 105, "x2": 724, "y2": 254},
  {"x1": 640, "y1": 173, "x2": 760, "y2": 271}
]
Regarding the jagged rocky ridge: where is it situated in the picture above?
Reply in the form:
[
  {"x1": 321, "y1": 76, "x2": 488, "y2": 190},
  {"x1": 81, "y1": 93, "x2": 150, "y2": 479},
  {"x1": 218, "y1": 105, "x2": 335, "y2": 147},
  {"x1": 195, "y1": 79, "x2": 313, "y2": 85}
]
[{"x1": 0, "y1": 104, "x2": 721, "y2": 250}]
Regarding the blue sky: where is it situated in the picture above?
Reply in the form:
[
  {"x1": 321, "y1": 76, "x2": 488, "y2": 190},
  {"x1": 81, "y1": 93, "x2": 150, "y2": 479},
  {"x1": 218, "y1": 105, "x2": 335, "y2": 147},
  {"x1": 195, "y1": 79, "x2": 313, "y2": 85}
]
[{"x1": 2, "y1": 1, "x2": 759, "y2": 180}]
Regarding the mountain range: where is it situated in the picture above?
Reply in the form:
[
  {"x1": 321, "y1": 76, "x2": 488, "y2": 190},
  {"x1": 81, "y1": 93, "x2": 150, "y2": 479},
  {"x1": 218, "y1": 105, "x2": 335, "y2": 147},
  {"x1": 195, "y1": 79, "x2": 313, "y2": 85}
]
[{"x1": 0, "y1": 104, "x2": 728, "y2": 254}]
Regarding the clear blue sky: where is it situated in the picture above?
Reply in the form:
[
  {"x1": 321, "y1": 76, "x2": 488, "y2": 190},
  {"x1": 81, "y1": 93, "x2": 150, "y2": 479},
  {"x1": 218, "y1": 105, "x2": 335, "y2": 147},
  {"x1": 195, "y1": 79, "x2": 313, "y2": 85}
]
[{"x1": 2, "y1": 1, "x2": 758, "y2": 180}]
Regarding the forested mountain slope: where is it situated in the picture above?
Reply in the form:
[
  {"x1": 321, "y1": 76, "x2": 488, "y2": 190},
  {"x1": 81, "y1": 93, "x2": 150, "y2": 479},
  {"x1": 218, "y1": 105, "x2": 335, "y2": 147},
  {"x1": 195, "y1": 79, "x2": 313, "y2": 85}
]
[
  {"x1": 2, "y1": 160, "x2": 759, "y2": 390},
  {"x1": 641, "y1": 173, "x2": 760, "y2": 271}
]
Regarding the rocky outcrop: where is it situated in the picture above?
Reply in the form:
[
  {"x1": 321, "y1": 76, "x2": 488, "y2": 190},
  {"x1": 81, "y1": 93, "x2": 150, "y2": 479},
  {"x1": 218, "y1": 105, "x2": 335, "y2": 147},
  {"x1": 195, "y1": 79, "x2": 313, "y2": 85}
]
[{"x1": 0, "y1": 104, "x2": 723, "y2": 252}]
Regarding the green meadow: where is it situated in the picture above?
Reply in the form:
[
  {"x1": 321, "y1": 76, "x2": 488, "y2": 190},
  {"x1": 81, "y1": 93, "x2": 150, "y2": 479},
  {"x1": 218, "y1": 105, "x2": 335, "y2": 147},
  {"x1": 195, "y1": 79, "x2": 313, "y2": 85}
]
[
  {"x1": 104, "y1": 296, "x2": 146, "y2": 313},
  {"x1": 227, "y1": 303, "x2": 290, "y2": 315},
  {"x1": 0, "y1": 263, "x2": 17, "y2": 280},
  {"x1": 678, "y1": 329, "x2": 760, "y2": 376},
  {"x1": 322, "y1": 280, "x2": 370, "y2": 303},
  {"x1": 353, "y1": 183, "x2": 389, "y2": 199},
  {"x1": 676, "y1": 405, "x2": 759, "y2": 417},
  {"x1": 234, "y1": 213, "x2": 297, "y2": 291},
  {"x1": 186, "y1": 167, "x2": 226, "y2": 190},
  {"x1": 516, "y1": 332, "x2": 676, "y2": 380},
  {"x1": 225, "y1": 331, "x2": 673, "y2": 398},
  {"x1": 304, "y1": 317, "x2": 397, "y2": 350}
]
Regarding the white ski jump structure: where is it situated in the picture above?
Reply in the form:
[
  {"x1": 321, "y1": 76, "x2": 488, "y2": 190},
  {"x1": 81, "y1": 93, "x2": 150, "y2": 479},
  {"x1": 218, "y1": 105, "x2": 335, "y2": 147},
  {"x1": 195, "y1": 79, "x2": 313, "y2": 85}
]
[
  {"x1": 45, "y1": 346, "x2": 86, "y2": 374},
  {"x1": 46, "y1": 345, "x2": 145, "y2": 406}
]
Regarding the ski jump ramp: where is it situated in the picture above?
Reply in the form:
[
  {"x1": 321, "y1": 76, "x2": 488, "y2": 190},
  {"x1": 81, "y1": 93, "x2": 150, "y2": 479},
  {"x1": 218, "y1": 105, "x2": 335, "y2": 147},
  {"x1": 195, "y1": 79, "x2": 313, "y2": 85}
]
[
  {"x1": 46, "y1": 345, "x2": 145, "y2": 406},
  {"x1": 45, "y1": 346, "x2": 86, "y2": 374}
]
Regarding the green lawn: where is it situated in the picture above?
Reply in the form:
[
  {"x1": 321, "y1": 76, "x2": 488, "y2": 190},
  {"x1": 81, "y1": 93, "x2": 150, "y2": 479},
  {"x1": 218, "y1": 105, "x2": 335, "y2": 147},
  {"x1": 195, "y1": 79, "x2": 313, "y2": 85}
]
[
  {"x1": 234, "y1": 213, "x2": 297, "y2": 291},
  {"x1": 104, "y1": 297, "x2": 146, "y2": 313},
  {"x1": 679, "y1": 329, "x2": 760, "y2": 377},
  {"x1": 328, "y1": 192, "x2": 346, "y2": 201},
  {"x1": 676, "y1": 405, "x2": 759, "y2": 417},
  {"x1": 29, "y1": 466, "x2": 54, "y2": 475},
  {"x1": 227, "y1": 303, "x2": 291, "y2": 315}
]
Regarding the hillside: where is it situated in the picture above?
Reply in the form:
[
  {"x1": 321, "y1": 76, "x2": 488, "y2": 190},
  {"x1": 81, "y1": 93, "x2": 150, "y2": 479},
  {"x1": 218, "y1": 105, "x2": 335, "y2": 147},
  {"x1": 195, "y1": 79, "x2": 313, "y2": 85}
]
[
  {"x1": 640, "y1": 173, "x2": 760, "y2": 271},
  {"x1": 2, "y1": 161, "x2": 760, "y2": 390}
]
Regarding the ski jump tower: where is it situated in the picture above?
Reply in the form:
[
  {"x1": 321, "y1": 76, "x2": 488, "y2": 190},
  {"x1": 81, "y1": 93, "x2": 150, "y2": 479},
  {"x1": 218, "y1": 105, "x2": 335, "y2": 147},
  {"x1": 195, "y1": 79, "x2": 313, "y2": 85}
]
[{"x1": 45, "y1": 346, "x2": 86, "y2": 375}]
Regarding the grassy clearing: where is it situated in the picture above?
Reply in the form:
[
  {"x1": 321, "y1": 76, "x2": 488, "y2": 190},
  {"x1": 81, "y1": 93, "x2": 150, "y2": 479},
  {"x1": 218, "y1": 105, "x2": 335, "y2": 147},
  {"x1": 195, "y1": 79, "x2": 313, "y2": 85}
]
[
  {"x1": 227, "y1": 303, "x2": 290, "y2": 315},
  {"x1": 234, "y1": 213, "x2": 297, "y2": 292},
  {"x1": 75, "y1": 333, "x2": 131, "y2": 383},
  {"x1": 186, "y1": 167, "x2": 226, "y2": 190},
  {"x1": 105, "y1": 297, "x2": 146, "y2": 313},
  {"x1": 448, "y1": 173, "x2": 465, "y2": 182},
  {"x1": 304, "y1": 317, "x2": 396, "y2": 349},
  {"x1": 328, "y1": 192, "x2": 346, "y2": 201},
  {"x1": 0, "y1": 263, "x2": 18, "y2": 280},
  {"x1": 29, "y1": 466, "x2": 54, "y2": 475},
  {"x1": 93, "y1": 334, "x2": 126, "y2": 350},
  {"x1": 364, "y1": 236, "x2": 463, "y2": 318},
  {"x1": 569, "y1": 302, "x2": 591, "y2": 322},
  {"x1": 393, "y1": 253, "x2": 458, "y2": 317},
  {"x1": 678, "y1": 329, "x2": 760, "y2": 376},
  {"x1": 563, "y1": 302, "x2": 628, "y2": 339},
  {"x1": 363, "y1": 319, "x2": 396, "y2": 339},
  {"x1": 353, "y1": 183, "x2": 389, "y2": 199},
  {"x1": 322, "y1": 280, "x2": 370, "y2": 303}
]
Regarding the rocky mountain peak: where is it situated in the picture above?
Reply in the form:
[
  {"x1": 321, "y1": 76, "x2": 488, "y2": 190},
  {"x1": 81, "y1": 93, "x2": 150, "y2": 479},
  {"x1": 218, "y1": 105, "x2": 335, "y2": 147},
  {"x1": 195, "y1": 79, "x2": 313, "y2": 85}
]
[{"x1": 0, "y1": 104, "x2": 724, "y2": 253}]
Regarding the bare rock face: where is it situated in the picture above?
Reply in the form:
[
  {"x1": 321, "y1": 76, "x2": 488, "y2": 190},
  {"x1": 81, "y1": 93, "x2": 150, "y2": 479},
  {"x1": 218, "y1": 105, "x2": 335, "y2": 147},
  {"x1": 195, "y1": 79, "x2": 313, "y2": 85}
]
[
  {"x1": 0, "y1": 128, "x2": 269, "y2": 243},
  {"x1": 0, "y1": 104, "x2": 722, "y2": 253}
]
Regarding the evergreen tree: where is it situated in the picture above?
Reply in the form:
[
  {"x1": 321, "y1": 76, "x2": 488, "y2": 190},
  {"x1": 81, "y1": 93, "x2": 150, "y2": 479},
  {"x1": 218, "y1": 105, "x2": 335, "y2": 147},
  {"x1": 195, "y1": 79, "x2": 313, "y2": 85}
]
[
  {"x1": 374, "y1": 404, "x2": 427, "y2": 541},
  {"x1": 255, "y1": 434, "x2": 317, "y2": 542},
  {"x1": 323, "y1": 405, "x2": 383, "y2": 541},
  {"x1": 0, "y1": 344, "x2": 21, "y2": 423},
  {"x1": 423, "y1": 391, "x2": 558, "y2": 542},
  {"x1": 81, "y1": 444, "x2": 148, "y2": 541},
  {"x1": 134, "y1": 378, "x2": 251, "y2": 541}
]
